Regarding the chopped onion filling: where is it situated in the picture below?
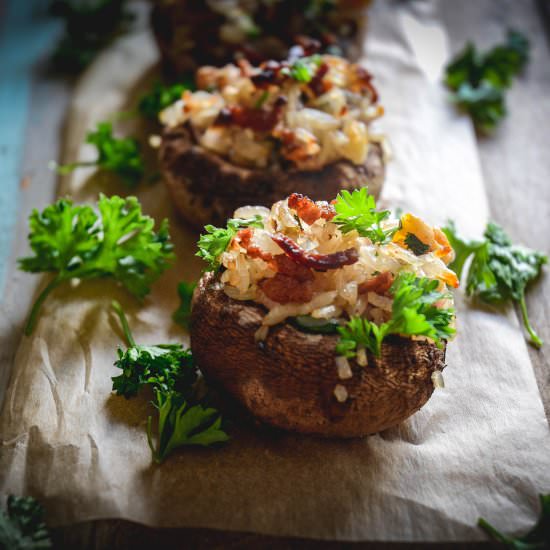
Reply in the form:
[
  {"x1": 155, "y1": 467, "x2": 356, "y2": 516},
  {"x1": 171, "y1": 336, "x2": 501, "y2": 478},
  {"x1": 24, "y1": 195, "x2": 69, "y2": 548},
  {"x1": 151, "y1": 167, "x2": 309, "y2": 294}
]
[
  {"x1": 219, "y1": 196, "x2": 458, "y2": 333},
  {"x1": 159, "y1": 55, "x2": 384, "y2": 170}
]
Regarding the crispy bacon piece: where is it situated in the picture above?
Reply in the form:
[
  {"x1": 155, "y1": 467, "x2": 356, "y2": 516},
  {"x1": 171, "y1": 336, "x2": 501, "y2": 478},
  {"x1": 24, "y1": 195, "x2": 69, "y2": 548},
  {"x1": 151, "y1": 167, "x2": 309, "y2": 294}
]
[
  {"x1": 251, "y1": 60, "x2": 284, "y2": 88},
  {"x1": 351, "y1": 66, "x2": 378, "y2": 103},
  {"x1": 214, "y1": 96, "x2": 287, "y2": 132},
  {"x1": 287, "y1": 193, "x2": 335, "y2": 225},
  {"x1": 277, "y1": 129, "x2": 320, "y2": 162},
  {"x1": 309, "y1": 62, "x2": 330, "y2": 96},
  {"x1": 260, "y1": 253, "x2": 315, "y2": 304},
  {"x1": 271, "y1": 233, "x2": 358, "y2": 272},
  {"x1": 294, "y1": 35, "x2": 322, "y2": 56},
  {"x1": 259, "y1": 273, "x2": 314, "y2": 304},
  {"x1": 236, "y1": 58, "x2": 253, "y2": 77},
  {"x1": 358, "y1": 271, "x2": 394, "y2": 295},
  {"x1": 234, "y1": 228, "x2": 274, "y2": 262},
  {"x1": 271, "y1": 254, "x2": 314, "y2": 281}
]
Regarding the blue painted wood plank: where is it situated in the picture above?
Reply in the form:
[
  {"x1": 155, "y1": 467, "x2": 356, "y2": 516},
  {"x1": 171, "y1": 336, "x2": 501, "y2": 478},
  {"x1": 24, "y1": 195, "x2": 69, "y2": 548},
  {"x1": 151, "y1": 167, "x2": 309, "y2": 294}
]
[{"x1": 0, "y1": 1, "x2": 61, "y2": 291}]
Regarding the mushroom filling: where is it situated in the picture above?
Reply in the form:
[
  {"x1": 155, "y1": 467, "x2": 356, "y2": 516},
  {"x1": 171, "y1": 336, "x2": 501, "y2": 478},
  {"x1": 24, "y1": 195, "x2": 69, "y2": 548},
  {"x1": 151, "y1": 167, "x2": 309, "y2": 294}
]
[
  {"x1": 159, "y1": 51, "x2": 386, "y2": 170},
  {"x1": 157, "y1": 0, "x2": 372, "y2": 63},
  {"x1": 216, "y1": 193, "x2": 458, "y2": 333}
]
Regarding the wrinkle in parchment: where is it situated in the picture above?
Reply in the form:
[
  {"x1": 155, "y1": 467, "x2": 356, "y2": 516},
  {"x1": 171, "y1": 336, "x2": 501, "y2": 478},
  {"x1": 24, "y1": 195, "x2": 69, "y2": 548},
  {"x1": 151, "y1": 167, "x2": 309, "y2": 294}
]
[{"x1": 0, "y1": 0, "x2": 549, "y2": 542}]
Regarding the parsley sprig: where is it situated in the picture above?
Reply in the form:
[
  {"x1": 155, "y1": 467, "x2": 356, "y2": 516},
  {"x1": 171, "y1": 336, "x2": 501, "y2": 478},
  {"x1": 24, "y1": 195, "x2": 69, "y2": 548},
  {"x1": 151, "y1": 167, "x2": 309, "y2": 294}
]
[
  {"x1": 478, "y1": 493, "x2": 549, "y2": 549},
  {"x1": 50, "y1": 0, "x2": 133, "y2": 74},
  {"x1": 18, "y1": 195, "x2": 174, "y2": 335},
  {"x1": 197, "y1": 216, "x2": 264, "y2": 271},
  {"x1": 332, "y1": 188, "x2": 392, "y2": 244},
  {"x1": 443, "y1": 221, "x2": 547, "y2": 348},
  {"x1": 0, "y1": 495, "x2": 52, "y2": 549},
  {"x1": 336, "y1": 272, "x2": 455, "y2": 358},
  {"x1": 444, "y1": 30, "x2": 529, "y2": 132},
  {"x1": 173, "y1": 281, "x2": 197, "y2": 330},
  {"x1": 57, "y1": 122, "x2": 144, "y2": 186},
  {"x1": 138, "y1": 77, "x2": 195, "y2": 120},
  {"x1": 281, "y1": 55, "x2": 322, "y2": 83},
  {"x1": 112, "y1": 301, "x2": 228, "y2": 463}
]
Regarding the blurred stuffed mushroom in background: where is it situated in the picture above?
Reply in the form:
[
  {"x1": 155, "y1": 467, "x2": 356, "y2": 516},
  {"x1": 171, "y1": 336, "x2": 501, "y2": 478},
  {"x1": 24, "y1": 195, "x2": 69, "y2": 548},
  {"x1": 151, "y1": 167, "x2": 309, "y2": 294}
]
[
  {"x1": 158, "y1": 49, "x2": 388, "y2": 228},
  {"x1": 150, "y1": 0, "x2": 373, "y2": 75}
]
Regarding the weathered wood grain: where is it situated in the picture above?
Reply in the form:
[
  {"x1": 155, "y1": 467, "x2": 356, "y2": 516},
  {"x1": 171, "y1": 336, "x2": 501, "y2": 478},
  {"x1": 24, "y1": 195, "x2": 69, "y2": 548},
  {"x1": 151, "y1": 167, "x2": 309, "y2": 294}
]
[
  {"x1": 5, "y1": 1, "x2": 549, "y2": 548},
  {"x1": 442, "y1": 0, "x2": 550, "y2": 420}
]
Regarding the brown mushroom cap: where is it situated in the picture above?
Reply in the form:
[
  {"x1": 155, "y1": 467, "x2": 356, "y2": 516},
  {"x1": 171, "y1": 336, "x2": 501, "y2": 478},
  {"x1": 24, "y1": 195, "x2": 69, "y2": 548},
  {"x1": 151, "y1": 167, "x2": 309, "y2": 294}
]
[
  {"x1": 159, "y1": 124, "x2": 385, "y2": 230},
  {"x1": 191, "y1": 272, "x2": 446, "y2": 438}
]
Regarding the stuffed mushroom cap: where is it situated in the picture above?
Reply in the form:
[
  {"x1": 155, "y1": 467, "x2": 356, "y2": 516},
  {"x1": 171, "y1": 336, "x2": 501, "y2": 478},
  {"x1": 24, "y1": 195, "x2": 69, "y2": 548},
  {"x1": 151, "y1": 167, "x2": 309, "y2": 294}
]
[
  {"x1": 160, "y1": 124, "x2": 385, "y2": 228},
  {"x1": 190, "y1": 191, "x2": 458, "y2": 437},
  {"x1": 151, "y1": 0, "x2": 372, "y2": 75},
  {"x1": 191, "y1": 271, "x2": 446, "y2": 437},
  {"x1": 158, "y1": 53, "x2": 388, "y2": 229}
]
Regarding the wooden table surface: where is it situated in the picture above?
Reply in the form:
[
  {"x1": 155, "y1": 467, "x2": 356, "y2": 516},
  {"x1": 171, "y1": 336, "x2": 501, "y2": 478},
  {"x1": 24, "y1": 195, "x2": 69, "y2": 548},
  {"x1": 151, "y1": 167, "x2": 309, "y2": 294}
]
[{"x1": 1, "y1": 0, "x2": 549, "y2": 548}]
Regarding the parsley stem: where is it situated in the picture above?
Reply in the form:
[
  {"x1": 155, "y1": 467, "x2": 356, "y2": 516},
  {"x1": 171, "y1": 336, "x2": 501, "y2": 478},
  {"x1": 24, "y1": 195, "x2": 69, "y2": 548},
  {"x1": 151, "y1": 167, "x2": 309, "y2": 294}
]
[
  {"x1": 477, "y1": 518, "x2": 512, "y2": 544},
  {"x1": 56, "y1": 161, "x2": 98, "y2": 175},
  {"x1": 518, "y1": 294, "x2": 543, "y2": 348},
  {"x1": 111, "y1": 300, "x2": 136, "y2": 347},
  {"x1": 24, "y1": 276, "x2": 64, "y2": 336},
  {"x1": 146, "y1": 415, "x2": 160, "y2": 463}
]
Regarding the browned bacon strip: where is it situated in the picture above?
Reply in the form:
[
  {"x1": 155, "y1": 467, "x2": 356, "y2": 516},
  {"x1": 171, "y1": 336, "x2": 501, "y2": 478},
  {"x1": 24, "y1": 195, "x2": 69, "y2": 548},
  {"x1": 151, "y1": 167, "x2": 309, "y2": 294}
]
[
  {"x1": 234, "y1": 228, "x2": 274, "y2": 262},
  {"x1": 352, "y1": 66, "x2": 378, "y2": 103},
  {"x1": 309, "y1": 62, "x2": 330, "y2": 96},
  {"x1": 214, "y1": 96, "x2": 287, "y2": 132},
  {"x1": 271, "y1": 254, "x2": 313, "y2": 281},
  {"x1": 271, "y1": 233, "x2": 358, "y2": 272},
  {"x1": 287, "y1": 193, "x2": 335, "y2": 225},
  {"x1": 260, "y1": 274, "x2": 314, "y2": 304},
  {"x1": 358, "y1": 271, "x2": 394, "y2": 294}
]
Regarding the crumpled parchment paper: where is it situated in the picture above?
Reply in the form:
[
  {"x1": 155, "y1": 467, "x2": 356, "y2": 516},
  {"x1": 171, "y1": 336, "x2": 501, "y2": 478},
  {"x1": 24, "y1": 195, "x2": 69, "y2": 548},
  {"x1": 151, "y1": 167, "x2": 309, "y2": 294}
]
[{"x1": 1, "y1": 0, "x2": 549, "y2": 541}]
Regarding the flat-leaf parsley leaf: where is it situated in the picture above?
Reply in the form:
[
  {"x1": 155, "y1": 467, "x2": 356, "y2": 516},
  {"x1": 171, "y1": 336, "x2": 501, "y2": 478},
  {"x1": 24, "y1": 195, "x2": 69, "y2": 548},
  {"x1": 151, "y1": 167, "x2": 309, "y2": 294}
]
[
  {"x1": 111, "y1": 301, "x2": 228, "y2": 463},
  {"x1": 444, "y1": 30, "x2": 529, "y2": 132},
  {"x1": 332, "y1": 188, "x2": 392, "y2": 243},
  {"x1": 57, "y1": 121, "x2": 144, "y2": 186},
  {"x1": 336, "y1": 272, "x2": 455, "y2": 357},
  {"x1": 0, "y1": 495, "x2": 52, "y2": 549},
  {"x1": 19, "y1": 195, "x2": 174, "y2": 335},
  {"x1": 443, "y1": 221, "x2": 547, "y2": 348},
  {"x1": 281, "y1": 55, "x2": 322, "y2": 83},
  {"x1": 197, "y1": 216, "x2": 264, "y2": 271},
  {"x1": 138, "y1": 77, "x2": 195, "y2": 120},
  {"x1": 50, "y1": 0, "x2": 133, "y2": 74},
  {"x1": 173, "y1": 281, "x2": 197, "y2": 329}
]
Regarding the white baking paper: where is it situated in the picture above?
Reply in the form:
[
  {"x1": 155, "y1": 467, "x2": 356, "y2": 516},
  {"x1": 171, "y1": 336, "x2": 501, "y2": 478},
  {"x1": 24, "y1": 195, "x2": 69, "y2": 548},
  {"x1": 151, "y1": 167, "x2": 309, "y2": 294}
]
[{"x1": 1, "y1": 0, "x2": 549, "y2": 541}]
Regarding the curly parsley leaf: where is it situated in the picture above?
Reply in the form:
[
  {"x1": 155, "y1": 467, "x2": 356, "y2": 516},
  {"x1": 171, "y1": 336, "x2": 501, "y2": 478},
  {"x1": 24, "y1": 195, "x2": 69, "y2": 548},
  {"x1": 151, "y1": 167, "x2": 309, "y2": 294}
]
[
  {"x1": 478, "y1": 493, "x2": 549, "y2": 549},
  {"x1": 443, "y1": 221, "x2": 547, "y2": 348},
  {"x1": 50, "y1": 0, "x2": 133, "y2": 74},
  {"x1": 337, "y1": 272, "x2": 455, "y2": 357},
  {"x1": 57, "y1": 121, "x2": 144, "y2": 186},
  {"x1": 332, "y1": 188, "x2": 392, "y2": 243},
  {"x1": 147, "y1": 390, "x2": 229, "y2": 464},
  {"x1": 111, "y1": 301, "x2": 196, "y2": 399},
  {"x1": 281, "y1": 55, "x2": 322, "y2": 83},
  {"x1": 18, "y1": 195, "x2": 174, "y2": 335},
  {"x1": 197, "y1": 216, "x2": 264, "y2": 271},
  {"x1": 0, "y1": 495, "x2": 52, "y2": 549},
  {"x1": 173, "y1": 281, "x2": 197, "y2": 329},
  {"x1": 111, "y1": 302, "x2": 228, "y2": 463},
  {"x1": 444, "y1": 30, "x2": 529, "y2": 133},
  {"x1": 138, "y1": 77, "x2": 195, "y2": 120}
]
